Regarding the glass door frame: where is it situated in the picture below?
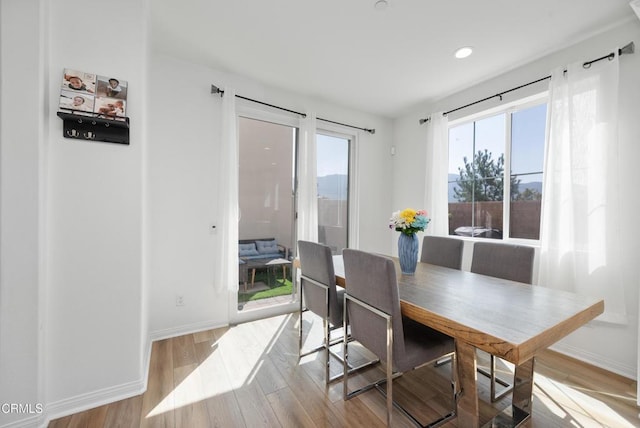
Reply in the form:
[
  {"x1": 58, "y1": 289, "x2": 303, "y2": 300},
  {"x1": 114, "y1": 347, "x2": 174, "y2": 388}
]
[
  {"x1": 230, "y1": 105, "x2": 301, "y2": 325},
  {"x1": 316, "y1": 125, "x2": 359, "y2": 251},
  {"x1": 315, "y1": 128, "x2": 355, "y2": 254}
]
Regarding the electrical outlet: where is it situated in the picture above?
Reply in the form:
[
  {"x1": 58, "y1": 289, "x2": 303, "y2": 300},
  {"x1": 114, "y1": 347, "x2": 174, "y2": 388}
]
[{"x1": 176, "y1": 295, "x2": 185, "y2": 306}]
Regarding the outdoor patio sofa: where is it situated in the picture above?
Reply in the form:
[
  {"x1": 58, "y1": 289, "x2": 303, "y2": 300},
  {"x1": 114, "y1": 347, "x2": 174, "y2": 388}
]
[{"x1": 238, "y1": 238, "x2": 290, "y2": 288}]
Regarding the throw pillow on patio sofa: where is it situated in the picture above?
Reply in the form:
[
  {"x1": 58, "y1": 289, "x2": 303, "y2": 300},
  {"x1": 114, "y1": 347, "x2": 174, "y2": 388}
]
[
  {"x1": 255, "y1": 239, "x2": 279, "y2": 255},
  {"x1": 239, "y1": 243, "x2": 260, "y2": 257}
]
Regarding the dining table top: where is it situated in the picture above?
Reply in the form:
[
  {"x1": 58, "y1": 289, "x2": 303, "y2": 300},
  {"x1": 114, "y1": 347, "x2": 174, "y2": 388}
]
[{"x1": 331, "y1": 255, "x2": 604, "y2": 366}]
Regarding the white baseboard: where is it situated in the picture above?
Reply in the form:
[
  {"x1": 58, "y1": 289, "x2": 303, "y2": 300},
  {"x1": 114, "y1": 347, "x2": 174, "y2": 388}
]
[
  {"x1": 43, "y1": 379, "x2": 145, "y2": 426},
  {"x1": 549, "y1": 343, "x2": 636, "y2": 380},
  {"x1": 0, "y1": 414, "x2": 42, "y2": 428},
  {"x1": 1, "y1": 381, "x2": 145, "y2": 428},
  {"x1": 149, "y1": 319, "x2": 228, "y2": 342}
]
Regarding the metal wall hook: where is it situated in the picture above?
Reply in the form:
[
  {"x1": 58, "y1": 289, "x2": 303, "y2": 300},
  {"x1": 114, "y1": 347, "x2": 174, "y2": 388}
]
[{"x1": 58, "y1": 111, "x2": 130, "y2": 144}]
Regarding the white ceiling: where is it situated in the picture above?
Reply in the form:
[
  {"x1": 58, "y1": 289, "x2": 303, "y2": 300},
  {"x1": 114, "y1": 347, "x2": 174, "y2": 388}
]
[{"x1": 151, "y1": 0, "x2": 635, "y2": 118}]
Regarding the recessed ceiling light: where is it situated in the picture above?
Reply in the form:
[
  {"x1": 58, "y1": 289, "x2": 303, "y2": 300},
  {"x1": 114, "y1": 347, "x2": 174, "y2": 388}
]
[
  {"x1": 454, "y1": 46, "x2": 473, "y2": 59},
  {"x1": 374, "y1": 0, "x2": 388, "y2": 10}
]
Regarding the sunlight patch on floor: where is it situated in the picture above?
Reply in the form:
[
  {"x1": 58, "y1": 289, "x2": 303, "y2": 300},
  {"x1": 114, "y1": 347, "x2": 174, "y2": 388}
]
[
  {"x1": 147, "y1": 314, "x2": 291, "y2": 418},
  {"x1": 534, "y1": 373, "x2": 635, "y2": 427}
]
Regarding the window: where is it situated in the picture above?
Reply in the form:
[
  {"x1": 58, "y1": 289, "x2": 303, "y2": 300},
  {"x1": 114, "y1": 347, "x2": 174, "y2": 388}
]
[{"x1": 448, "y1": 101, "x2": 546, "y2": 240}]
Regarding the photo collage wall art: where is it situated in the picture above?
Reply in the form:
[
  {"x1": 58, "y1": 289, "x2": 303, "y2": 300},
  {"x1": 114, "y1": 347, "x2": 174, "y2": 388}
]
[{"x1": 59, "y1": 68, "x2": 128, "y2": 120}]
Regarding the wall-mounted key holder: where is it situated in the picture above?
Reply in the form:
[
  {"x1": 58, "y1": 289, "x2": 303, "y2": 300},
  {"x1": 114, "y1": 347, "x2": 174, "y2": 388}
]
[{"x1": 57, "y1": 111, "x2": 130, "y2": 145}]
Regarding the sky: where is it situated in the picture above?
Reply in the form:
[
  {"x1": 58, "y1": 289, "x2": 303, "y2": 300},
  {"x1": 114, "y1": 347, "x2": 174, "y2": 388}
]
[
  {"x1": 448, "y1": 103, "x2": 546, "y2": 183},
  {"x1": 315, "y1": 102, "x2": 546, "y2": 183},
  {"x1": 316, "y1": 133, "x2": 349, "y2": 177}
]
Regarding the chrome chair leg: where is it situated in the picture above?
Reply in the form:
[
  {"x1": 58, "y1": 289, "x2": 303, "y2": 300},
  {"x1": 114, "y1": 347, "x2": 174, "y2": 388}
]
[
  {"x1": 343, "y1": 294, "x2": 456, "y2": 428},
  {"x1": 300, "y1": 309, "x2": 376, "y2": 384}
]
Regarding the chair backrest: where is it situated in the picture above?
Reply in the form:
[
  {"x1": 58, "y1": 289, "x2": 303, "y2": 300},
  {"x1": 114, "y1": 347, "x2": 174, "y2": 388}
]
[
  {"x1": 470, "y1": 242, "x2": 534, "y2": 284},
  {"x1": 298, "y1": 240, "x2": 341, "y2": 326},
  {"x1": 342, "y1": 249, "x2": 404, "y2": 364},
  {"x1": 420, "y1": 236, "x2": 463, "y2": 270}
]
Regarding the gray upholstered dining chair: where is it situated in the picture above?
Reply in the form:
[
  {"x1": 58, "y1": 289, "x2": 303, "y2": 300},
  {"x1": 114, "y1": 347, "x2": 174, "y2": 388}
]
[
  {"x1": 298, "y1": 241, "x2": 377, "y2": 384},
  {"x1": 421, "y1": 236, "x2": 463, "y2": 370},
  {"x1": 298, "y1": 240, "x2": 343, "y2": 384},
  {"x1": 471, "y1": 241, "x2": 535, "y2": 284},
  {"x1": 470, "y1": 241, "x2": 535, "y2": 402},
  {"x1": 342, "y1": 249, "x2": 457, "y2": 427},
  {"x1": 420, "y1": 236, "x2": 464, "y2": 270}
]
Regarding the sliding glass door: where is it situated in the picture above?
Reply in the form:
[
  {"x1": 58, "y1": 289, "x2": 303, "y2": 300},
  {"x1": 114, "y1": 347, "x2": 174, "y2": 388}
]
[
  {"x1": 236, "y1": 116, "x2": 297, "y2": 316},
  {"x1": 316, "y1": 132, "x2": 350, "y2": 254},
  {"x1": 233, "y1": 120, "x2": 353, "y2": 321}
]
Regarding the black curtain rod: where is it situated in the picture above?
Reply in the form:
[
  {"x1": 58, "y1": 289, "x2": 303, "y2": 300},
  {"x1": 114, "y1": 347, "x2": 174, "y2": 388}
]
[
  {"x1": 582, "y1": 40, "x2": 634, "y2": 68},
  {"x1": 211, "y1": 84, "x2": 375, "y2": 134},
  {"x1": 418, "y1": 41, "x2": 635, "y2": 122},
  {"x1": 316, "y1": 117, "x2": 375, "y2": 134},
  {"x1": 442, "y1": 75, "x2": 552, "y2": 117},
  {"x1": 211, "y1": 85, "x2": 306, "y2": 117}
]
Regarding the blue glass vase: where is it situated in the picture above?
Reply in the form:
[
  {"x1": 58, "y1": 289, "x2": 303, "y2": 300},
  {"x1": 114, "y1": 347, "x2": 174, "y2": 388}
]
[{"x1": 398, "y1": 233, "x2": 419, "y2": 275}]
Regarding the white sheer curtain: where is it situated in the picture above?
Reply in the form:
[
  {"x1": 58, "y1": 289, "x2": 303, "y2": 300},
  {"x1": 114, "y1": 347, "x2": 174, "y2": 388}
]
[
  {"x1": 216, "y1": 88, "x2": 239, "y2": 292},
  {"x1": 296, "y1": 112, "x2": 318, "y2": 242},
  {"x1": 539, "y1": 58, "x2": 626, "y2": 323},
  {"x1": 423, "y1": 112, "x2": 449, "y2": 236}
]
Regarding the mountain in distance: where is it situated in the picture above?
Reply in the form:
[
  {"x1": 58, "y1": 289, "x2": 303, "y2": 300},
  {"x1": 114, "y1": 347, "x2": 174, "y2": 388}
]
[
  {"x1": 317, "y1": 174, "x2": 348, "y2": 200},
  {"x1": 448, "y1": 174, "x2": 542, "y2": 202},
  {"x1": 318, "y1": 173, "x2": 541, "y2": 202}
]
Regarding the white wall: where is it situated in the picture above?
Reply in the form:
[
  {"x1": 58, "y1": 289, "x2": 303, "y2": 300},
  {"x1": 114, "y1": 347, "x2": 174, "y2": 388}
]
[
  {"x1": 147, "y1": 54, "x2": 225, "y2": 336},
  {"x1": 389, "y1": 113, "x2": 430, "y2": 253},
  {"x1": 44, "y1": 0, "x2": 148, "y2": 419},
  {"x1": 0, "y1": 0, "x2": 46, "y2": 425},
  {"x1": 393, "y1": 19, "x2": 640, "y2": 378},
  {"x1": 147, "y1": 53, "x2": 394, "y2": 336}
]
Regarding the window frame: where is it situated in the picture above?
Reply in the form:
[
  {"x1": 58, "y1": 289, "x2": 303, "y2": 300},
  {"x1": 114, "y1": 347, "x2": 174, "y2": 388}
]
[{"x1": 447, "y1": 92, "x2": 548, "y2": 244}]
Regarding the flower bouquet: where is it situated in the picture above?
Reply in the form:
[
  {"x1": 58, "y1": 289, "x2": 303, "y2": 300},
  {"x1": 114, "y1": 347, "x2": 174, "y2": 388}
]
[{"x1": 389, "y1": 208, "x2": 430, "y2": 236}]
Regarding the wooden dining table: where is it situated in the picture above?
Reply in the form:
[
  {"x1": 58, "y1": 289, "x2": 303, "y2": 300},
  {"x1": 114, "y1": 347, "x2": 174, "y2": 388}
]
[{"x1": 328, "y1": 255, "x2": 604, "y2": 427}]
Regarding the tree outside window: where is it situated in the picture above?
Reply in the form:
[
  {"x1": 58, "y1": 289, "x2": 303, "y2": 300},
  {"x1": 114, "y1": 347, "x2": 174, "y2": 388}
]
[
  {"x1": 454, "y1": 149, "x2": 520, "y2": 202},
  {"x1": 448, "y1": 102, "x2": 546, "y2": 240}
]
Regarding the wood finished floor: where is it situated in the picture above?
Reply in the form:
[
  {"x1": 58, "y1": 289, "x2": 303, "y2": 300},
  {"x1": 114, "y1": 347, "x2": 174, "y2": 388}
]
[{"x1": 49, "y1": 313, "x2": 639, "y2": 427}]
